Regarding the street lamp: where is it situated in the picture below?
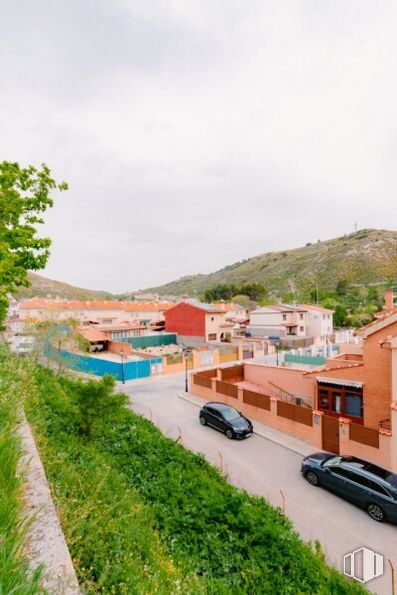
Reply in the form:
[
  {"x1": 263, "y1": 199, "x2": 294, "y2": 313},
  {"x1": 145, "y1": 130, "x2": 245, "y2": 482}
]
[
  {"x1": 183, "y1": 347, "x2": 191, "y2": 393},
  {"x1": 276, "y1": 341, "x2": 280, "y2": 366},
  {"x1": 120, "y1": 349, "x2": 125, "y2": 384}
]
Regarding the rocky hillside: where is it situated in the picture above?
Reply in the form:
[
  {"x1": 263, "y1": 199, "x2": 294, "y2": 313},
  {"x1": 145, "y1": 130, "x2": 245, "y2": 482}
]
[
  {"x1": 147, "y1": 229, "x2": 397, "y2": 297},
  {"x1": 17, "y1": 272, "x2": 112, "y2": 301}
]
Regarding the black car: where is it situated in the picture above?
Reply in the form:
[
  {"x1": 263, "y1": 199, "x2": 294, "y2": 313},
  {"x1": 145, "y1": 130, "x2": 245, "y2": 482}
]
[
  {"x1": 199, "y1": 402, "x2": 253, "y2": 439},
  {"x1": 301, "y1": 452, "x2": 397, "y2": 523}
]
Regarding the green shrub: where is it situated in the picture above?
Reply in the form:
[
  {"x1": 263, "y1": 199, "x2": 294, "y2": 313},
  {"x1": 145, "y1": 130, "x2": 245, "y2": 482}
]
[{"x1": 26, "y1": 366, "x2": 367, "y2": 594}]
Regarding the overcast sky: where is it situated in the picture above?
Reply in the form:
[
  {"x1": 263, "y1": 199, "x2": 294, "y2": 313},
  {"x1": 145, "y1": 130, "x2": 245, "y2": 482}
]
[{"x1": 1, "y1": 1, "x2": 396, "y2": 292}]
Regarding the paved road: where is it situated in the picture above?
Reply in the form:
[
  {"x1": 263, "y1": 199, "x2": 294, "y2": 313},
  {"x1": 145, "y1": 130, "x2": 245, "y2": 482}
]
[{"x1": 123, "y1": 373, "x2": 397, "y2": 595}]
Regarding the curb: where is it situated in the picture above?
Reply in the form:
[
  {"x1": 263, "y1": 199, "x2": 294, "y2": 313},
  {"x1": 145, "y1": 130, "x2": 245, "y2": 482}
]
[
  {"x1": 177, "y1": 392, "x2": 307, "y2": 458},
  {"x1": 19, "y1": 419, "x2": 81, "y2": 594}
]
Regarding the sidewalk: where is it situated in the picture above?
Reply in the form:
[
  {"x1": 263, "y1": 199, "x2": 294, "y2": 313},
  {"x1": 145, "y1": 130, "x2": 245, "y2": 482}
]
[{"x1": 177, "y1": 391, "x2": 316, "y2": 458}]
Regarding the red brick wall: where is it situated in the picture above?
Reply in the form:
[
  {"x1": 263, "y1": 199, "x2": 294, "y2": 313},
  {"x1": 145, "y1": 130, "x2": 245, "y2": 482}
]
[
  {"x1": 244, "y1": 363, "x2": 315, "y2": 405},
  {"x1": 360, "y1": 322, "x2": 397, "y2": 428},
  {"x1": 108, "y1": 341, "x2": 132, "y2": 356},
  {"x1": 165, "y1": 302, "x2": 205, "y2": 338}
]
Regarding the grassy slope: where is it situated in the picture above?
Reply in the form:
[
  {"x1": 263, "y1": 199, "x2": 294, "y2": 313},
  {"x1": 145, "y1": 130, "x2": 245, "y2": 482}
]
[
  {"x1": 16, "y1": 272, "x2": 113, "y2": 301},
  {"x1": 0, "y1": 349, "x2": 43, "y2": 594},
  {"x1": 146, "y1": 228, "x2": 397, "y2": 296},
  {"x1": 26, "y1": 367, "x2": 367, "y2": 594}
]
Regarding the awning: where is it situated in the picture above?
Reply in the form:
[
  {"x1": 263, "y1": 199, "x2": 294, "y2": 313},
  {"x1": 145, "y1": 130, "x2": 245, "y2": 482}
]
[{"x1": 316, "y1": 376, "x2": 364, "y2": 389}]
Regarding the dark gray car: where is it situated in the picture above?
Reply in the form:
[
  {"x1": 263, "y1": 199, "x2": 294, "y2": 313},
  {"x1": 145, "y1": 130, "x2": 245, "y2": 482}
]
[{"x1": 301, "y1": 453, "x2": 397, "y2": 522}]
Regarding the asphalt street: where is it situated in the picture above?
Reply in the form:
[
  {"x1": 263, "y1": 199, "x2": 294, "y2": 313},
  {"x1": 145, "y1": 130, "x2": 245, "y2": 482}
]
[{"x1": 122, "y1": 372, "x2": 397, "y2": 595}]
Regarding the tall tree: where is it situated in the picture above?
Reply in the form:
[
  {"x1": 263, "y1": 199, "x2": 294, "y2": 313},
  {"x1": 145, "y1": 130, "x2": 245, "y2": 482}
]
[{"x1": 0, "y1": 161, "x2": 67, "y2": 326}]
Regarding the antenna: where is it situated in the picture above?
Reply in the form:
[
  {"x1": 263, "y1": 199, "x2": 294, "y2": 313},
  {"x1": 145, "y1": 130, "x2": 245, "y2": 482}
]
[{"x1": 354, "y1": 221, "x2": 358, "y2": 232}]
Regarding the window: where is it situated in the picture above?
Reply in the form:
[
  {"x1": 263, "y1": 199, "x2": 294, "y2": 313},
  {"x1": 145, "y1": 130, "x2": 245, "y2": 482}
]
[
  {"x1": 332, "y1": 393, "x2": 342, "y2": 414},
  {"x1": 208, "y1": 333, "x2": 217, "y2": 341},
  {"x1": 345, "y1": 393, "x2": 362, "y2": 417},
  {"x1": 299, "y1": 326, "x2": 304, "y2": 332},
  {"x1": 329, "y1": 468, "x2": 369, "y2": 487},
  {"x1": 211, "y1": 317, "x2": 214, "y2": 321},
  {"x1": 317, "y1": 383, "x2": 363, "y2": 421},
  {"x1": 282, "y1": 314, "x2": 287, "y2": 321},
  {"x1": 319, "y1": 390, "x2": 329, "y2": 411},
  {"x1": 299, "y1": 313, "x2": 304, "y2": 320},
  {"x1": 368, "y1": 481, "x2": 391, "y2": 497}
]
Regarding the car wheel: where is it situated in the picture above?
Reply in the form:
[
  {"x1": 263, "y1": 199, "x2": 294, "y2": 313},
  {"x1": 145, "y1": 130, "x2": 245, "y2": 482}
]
[
  {"x1": 305, "y1": 471, "x2": 319, "y2": 486},
  {"x1": 367, "y1": 503, "x2": 385, "y2": 522},
  {"x1": 199, "y1": 416, "x2": 206, "y2": 426},
  {"x1": 225, "y1": 429, "x2": 234, "y2": 439}
]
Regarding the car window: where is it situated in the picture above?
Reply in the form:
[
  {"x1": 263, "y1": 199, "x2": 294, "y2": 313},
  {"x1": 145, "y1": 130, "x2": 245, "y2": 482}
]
[
  {"x1": 368, "y1": 480, "x2": 392, "y2": 498},
  {"x1": 330, "y1": 468, "x2": 370, "y2": 487},
  {"x1": 221, "y1": 408, "x2": 240, "y2": 421},
  {"x1": 208, "y1": 408, "x2": 222, "y2": 420}
]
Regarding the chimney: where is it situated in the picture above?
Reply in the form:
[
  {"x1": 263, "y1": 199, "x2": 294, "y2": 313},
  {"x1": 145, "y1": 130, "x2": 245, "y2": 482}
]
[{"x1": 385, "y1": 288, "x2": 395, "y2": 311}]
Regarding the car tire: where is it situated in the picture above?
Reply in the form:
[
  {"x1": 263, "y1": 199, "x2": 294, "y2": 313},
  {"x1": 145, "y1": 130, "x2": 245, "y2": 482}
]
[
  {"x1": 305, "y1": 471, "x2": 320, "y2": 486},
  {"x1": 225, "y1": 429, "x2": 234, "y2": 439},
  {"x1": 367, "y1": 503, "x2": 385, "y2": 522},
  {"x1": 199, "y1": 416, "x2": 206, "y2": 426}
]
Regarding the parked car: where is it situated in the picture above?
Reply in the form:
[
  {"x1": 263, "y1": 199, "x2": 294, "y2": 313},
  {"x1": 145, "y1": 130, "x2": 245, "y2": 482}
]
[
  {"x1": 301, "y1": 452, "x2": 397, "y2": 523},
  {"x1": 199, "y1": 402, "x2": 253, "y2": 439}
]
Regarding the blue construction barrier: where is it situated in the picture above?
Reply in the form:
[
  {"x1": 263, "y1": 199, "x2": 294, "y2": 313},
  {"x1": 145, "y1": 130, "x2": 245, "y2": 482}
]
[{"x1": 46, "y1": 345, "x2": 162, "y2": 381}]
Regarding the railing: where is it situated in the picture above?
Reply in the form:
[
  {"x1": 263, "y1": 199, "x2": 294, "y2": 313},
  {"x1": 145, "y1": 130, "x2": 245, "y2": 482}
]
[
  {"x1": 276, "y1": 401, "x2": 313, "y2": 426},
  {"x1": 220, "y1": 364, "x2": 244, "y2": 383},
  {"x1": 349, "y1": 423, "x2": 379, "y2": 448},
  {"x1": 196, "y1": 368, "x2": 217, "y2": 378},
  {"x1": 193, "y1": 375, "x2": 213, "y2": 389},
  {"x1": 242, "y1": 389, "x2": 270, "y2": 411},
  {"x1": 216, "y1": 380, "x2": 238, "y2": 399}
]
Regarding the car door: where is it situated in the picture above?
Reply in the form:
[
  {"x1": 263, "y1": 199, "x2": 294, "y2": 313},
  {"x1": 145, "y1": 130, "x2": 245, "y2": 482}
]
[
  {"x1": 328, "y1": 468, "x2": 370, "y2": 503},
  {"x1": 205, "y1": 407, "x2": 224, "y2": 431}
]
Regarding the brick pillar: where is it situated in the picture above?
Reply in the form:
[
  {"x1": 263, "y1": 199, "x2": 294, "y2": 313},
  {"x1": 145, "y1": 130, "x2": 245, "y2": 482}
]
[
  {"x1": 237, "y1": 386, "x2": 244, "y2": 406},
  {"x1": 237, "y1": 345, "x2": 244, "y2": 360},
  {"x1": 338, "y1": 417, "x2": 351, "y2": 456},
  {"x1": 385, "y1": 289, "x2": 395, "y2": 311},
  {"x1": 391, "y1": 402, "x2": 397, "y2": 472},
  {"x1": 312, "y1": 410, "x2": 323, "y2": 449}
]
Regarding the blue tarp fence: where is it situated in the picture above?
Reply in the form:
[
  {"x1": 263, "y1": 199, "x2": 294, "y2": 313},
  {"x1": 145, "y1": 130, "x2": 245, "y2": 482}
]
[{"x1": 46, "y1": 345, "x2": 162, "y2": 381}]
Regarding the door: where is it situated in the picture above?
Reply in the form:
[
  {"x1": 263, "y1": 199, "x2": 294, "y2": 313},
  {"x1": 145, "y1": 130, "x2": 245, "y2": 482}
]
[
  {"x1": 206, "y1": 407, "x2": 225, "y2": 431},
  {"x1": 322, "y1": 415, "x2": 340, "y2": 453}
]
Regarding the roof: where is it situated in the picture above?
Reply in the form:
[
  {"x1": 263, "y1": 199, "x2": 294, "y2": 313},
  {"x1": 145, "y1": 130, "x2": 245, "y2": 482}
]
[
  {"x1": 298, "y1": 304, "x2": 334, "y2": 314},
  {"x1": 167, "y1": 300, "x2": 224, "y2": 313},
  {"x1": 356, "y1": 310, "x2": 397, "y2": 338},
  {"x1": 79, "y1": 329, "x2": 109, "y2": 342},
  {"x1": 251, "y1": 303, "x2": 333, "y2": 315}
]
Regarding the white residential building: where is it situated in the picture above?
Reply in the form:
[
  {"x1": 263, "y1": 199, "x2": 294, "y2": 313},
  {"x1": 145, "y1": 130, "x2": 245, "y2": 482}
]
[{"x1": 248, "y1": 304, "x2": 333, "y2": 343}]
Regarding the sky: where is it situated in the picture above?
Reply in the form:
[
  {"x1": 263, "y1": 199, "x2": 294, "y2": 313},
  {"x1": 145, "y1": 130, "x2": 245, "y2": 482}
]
[{"x1": 1, "y1": 1, "x2": 397, "y2": 293}]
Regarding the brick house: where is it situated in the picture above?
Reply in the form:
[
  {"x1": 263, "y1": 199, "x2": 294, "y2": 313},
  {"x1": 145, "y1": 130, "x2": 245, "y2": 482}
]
[{"x1": 165, "y1": 300, "x2": 234, "y2": 346}]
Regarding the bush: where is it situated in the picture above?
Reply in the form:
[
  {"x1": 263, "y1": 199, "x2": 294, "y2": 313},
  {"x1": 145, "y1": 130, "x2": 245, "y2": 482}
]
[{"x1": 25, "y1": 366, "x2": 367, "y2": 594}]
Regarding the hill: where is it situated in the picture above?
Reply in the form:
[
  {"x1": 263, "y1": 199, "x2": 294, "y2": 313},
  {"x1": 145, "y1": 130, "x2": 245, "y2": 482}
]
[
  {"x1": 17, "y1": 272, "x2": 113, "y2": 301},
  {"x1": 147, "y1": 229, "x2": 397, "y2": 297}
]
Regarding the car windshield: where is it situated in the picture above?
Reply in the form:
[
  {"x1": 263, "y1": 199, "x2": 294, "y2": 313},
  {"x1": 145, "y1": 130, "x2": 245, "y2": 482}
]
[{"x1": 220, "y1": 407, "x2": 240, "y2": 421}]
